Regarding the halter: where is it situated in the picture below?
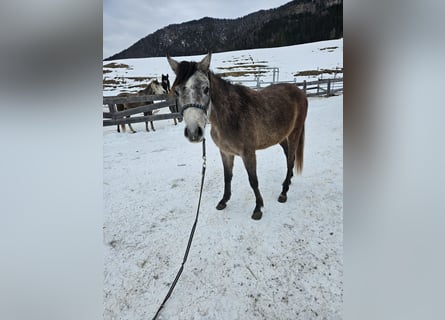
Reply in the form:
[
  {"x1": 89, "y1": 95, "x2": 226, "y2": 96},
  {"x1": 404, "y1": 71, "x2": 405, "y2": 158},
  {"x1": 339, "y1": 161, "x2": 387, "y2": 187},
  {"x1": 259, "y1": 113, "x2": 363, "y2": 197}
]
[{"x1": 180, "y1": 103, "x2": 208, "y2": 116}]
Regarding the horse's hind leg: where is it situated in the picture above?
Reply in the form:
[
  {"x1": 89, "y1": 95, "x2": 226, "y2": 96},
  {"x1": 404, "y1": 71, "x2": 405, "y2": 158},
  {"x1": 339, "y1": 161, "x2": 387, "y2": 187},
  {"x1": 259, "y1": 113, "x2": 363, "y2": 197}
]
[
  {"x1": 216, "y1": 151, "x2": 234, "y2": 211},
  {"x1": 241, "y1": 151, "x2": 264, "y2": 220},
  {"x1": 142, "y1": 112, "x2": 150, "y2": 131},
  {"x1": 279, "y1": 139, "x2": 293, "y2": 203},
  {"x1": 116, "y1": 104, "x2": 125, "y2": 133},
  {"x1": 279, "y1": 139, "x2": 294, "y2": 181},
  {"x1": 278, "y1": 129, "x2": 302, "y2": 203},
  {"x1": 144, "y1": 112, "x2": 155, "y2": 131},
  {"x1": 279, "y1": 139, "x2": 289, "y2": 158},
  {"x1": 127, "y1": 119, "x2": 136, "y2": 133}
]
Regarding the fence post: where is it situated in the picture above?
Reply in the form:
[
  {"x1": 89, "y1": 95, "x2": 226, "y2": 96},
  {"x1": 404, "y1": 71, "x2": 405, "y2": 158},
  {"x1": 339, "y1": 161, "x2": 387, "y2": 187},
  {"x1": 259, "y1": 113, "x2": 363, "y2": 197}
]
[
  {"x1": 327, "y1": 79, "x2": 331, "y2": 96},
  {"x1": 303, "y1": 80, "x2": 307, "y2": 93},
  {"x1": 108, "y1": 103, "x2": 117, "y2": 118}
]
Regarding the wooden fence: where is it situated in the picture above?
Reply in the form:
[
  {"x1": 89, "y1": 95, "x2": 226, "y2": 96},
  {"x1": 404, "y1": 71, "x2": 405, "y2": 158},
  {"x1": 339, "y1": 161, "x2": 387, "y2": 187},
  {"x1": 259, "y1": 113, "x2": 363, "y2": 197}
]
[
  {"x1": 103, "y1": 77, "x2": 342, "y2": 128},
  {"x1": 236, "y1": 77, "x2": 343, "y2": 96},
  {"x1": 298, "y1": 78, "x2": 343, "y2": 97},
  {"x1": 103, "y1": 94, "x2": 181, "y2": 128}
]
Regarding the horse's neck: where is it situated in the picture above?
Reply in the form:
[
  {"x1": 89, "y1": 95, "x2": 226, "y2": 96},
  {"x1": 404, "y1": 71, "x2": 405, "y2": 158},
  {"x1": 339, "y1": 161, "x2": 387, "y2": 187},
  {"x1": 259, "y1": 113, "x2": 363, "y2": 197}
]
[
  {"x1": 209, "y1": 72, "x2": 231, "y2": 106},
  {"x1": 209, "y1": 73, "x2": 235, "y2": 126},
  {"x1": 140, "y1": 87, "x2": 152, "y2": 95},
  {"x1": 209, "y1": 73, "x2": 222, "y2": 121}
]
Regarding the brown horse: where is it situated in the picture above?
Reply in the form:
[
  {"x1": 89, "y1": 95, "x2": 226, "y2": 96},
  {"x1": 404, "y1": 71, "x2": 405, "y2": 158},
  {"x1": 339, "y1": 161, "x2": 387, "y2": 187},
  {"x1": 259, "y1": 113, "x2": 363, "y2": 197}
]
[
  {"x1": 167, "y1": 53, "x2": 308, "y2": 220},
  {"x1": 116, "y1": 79, "x2": 166, "y2": 133}
]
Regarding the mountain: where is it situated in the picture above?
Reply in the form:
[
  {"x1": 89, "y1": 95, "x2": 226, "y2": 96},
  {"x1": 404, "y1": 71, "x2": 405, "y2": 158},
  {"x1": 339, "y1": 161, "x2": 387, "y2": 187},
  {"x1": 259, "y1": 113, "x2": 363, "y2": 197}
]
[{"x1": 105, "y1": 0, "x2": 342, "y2": 60}]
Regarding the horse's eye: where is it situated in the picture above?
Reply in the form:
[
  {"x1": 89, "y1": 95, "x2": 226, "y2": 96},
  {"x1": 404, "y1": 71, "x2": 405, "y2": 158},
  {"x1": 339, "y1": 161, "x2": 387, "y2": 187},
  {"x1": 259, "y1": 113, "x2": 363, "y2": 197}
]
[{"x1": 203, "y1": 86, "x2": 209, "y2": 95}]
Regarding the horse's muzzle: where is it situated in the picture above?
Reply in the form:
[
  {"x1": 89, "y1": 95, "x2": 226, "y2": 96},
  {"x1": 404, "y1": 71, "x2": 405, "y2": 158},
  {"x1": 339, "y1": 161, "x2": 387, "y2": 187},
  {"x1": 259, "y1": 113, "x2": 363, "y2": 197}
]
[{"x1": 184, "y1": 126, "x2": 204, "y2": 143}]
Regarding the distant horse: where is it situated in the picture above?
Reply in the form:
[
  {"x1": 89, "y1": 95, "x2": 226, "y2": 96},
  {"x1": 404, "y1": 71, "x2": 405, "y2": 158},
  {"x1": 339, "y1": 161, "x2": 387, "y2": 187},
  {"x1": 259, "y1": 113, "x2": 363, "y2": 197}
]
[
  {"x1": 167, "y1": 53, "x2": 308, "y2": 220},
  {"x1": 116, "y1": 79, "x2": 166, "y2": 133},
  {"x1": 162, "y1": 73, "x2": 181, "y2": 125},
  {"x1": 161, "y1": 74, "x2": 171, "y2": 92}
]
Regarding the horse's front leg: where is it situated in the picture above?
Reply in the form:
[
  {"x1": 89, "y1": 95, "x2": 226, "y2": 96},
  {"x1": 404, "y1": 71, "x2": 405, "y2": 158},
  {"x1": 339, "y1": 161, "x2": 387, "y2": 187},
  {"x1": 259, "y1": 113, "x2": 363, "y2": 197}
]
[
  {"x1": 241, "y1": 151, "x2": 264, "y2": 220},
  {"x1": 216, "y1": 151, "x2": 234, "y2": 211}
]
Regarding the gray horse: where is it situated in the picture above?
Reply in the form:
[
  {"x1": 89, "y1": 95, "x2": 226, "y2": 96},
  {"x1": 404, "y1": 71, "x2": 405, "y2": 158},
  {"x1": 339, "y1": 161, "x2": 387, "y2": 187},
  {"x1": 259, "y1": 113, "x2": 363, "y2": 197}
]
[
  {"x1": 116, "y1": 80, "x2": 166, "y2": 133},
  {"x1": 167, "y1": 53, "x2": 308, "y2": 220}
]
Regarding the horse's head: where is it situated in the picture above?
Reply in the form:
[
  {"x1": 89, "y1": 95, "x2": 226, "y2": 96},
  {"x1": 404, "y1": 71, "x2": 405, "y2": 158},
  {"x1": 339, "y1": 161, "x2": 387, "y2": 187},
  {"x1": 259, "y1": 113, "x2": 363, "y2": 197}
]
[
  {"x1": 139, "y1": 79, "x2": 166, "y2": 95},
  {"x1": 167, "y1": 53, "x2": 211, "y2": 143},
  {"x1": 161, "y1": 74, "x2": 170, "y2": 92},
  {"x1": 149, "y1": 79, "x2": 167, "y2": 95}
]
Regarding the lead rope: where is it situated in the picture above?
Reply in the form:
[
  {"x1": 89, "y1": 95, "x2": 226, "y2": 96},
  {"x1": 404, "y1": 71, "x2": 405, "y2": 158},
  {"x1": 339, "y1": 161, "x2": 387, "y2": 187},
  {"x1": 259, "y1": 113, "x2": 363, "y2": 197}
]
[{"x1": 152, "y1": 138, "x2": 206, "y2": 320}]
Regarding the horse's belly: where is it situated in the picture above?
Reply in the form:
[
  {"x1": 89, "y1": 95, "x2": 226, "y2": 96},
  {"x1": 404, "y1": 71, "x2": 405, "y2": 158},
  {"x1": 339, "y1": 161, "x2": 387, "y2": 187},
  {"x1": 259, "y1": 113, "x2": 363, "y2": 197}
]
[
  {"x1": 210, "y1": 124, "x2": 286, "y2": 155},
  {"x1": 258, "y1": 130, "x2": 291, "y2": 149},
  {"x1": 213, "y1": 138, "x2": 242, "y2": 156},
  {"x1": 210, "y1": 127, "x2": 242, "y2": 155}
]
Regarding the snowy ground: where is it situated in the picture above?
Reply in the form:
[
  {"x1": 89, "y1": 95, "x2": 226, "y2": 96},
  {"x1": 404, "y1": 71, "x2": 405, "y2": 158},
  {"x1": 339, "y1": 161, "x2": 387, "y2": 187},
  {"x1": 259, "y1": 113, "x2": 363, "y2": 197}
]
[
  {"x1": 103, "y1": 93, "x2": 343, "y2": 319},
  {"x1": 103, "y1": 39, "x2": 343, "y2": 96},
  {"x1": 104, "y1": 39, "x2": 343, "y2": 319}
]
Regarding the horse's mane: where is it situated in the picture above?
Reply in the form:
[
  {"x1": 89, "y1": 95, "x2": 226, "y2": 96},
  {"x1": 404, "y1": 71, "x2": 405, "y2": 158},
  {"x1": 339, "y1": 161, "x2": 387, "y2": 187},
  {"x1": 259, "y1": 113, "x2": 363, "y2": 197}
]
[
  {"x1": 171, "y1": 61, "x2": 198, "y2": 89},
  {"x1": 209, "y1": 72, "x2": 254, "y2": 108}
]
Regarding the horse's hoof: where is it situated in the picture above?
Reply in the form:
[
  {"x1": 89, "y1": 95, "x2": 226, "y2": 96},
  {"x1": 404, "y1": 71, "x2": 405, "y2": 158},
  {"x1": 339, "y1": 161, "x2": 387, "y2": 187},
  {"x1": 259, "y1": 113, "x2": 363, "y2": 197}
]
[
  {"x1": 278, "y1": 194, "x2": 287, "y2": 203},
  {"x1": 251, "y1": 210, "x2": 262, "y2": 220},
  {"x1": 216, "y1": 202, "x2": 226, "y2": 210}
]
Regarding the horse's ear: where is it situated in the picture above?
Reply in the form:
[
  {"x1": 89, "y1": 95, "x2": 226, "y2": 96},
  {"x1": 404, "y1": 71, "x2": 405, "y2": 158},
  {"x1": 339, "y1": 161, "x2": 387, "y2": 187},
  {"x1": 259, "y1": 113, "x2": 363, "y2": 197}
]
[
  {"x1": 198, "y1": 52, "x2": 211, "y2": 72},
  {"x1": 167, "y1": 54, "x2": 179, "y2": 74}
]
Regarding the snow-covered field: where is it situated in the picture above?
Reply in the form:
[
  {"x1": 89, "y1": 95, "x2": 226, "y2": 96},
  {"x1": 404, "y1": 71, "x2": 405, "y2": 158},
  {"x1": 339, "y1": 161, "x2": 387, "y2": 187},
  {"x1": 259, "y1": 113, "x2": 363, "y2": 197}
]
[
  {"x1": 103, "y1": 39, "x2": 343, "y2": 96},
  {"x1": 104, "y1": 39, "x2": 343, "y2": 319}
]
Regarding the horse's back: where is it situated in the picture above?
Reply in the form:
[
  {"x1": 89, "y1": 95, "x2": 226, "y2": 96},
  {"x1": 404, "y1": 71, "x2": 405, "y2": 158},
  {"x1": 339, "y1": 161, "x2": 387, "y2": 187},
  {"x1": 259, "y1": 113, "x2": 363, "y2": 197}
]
[
  {"x1": 261, "y1": 83, "x2": 307, "y2": 106},
  {"x1": 229, "y1": 83, "x2": 307, "y2": 150},
  {"x1": 256, "y1": 83, "x2": 306, "y2": 118},
  {"x1": 262, "y1": 83, "x2": 307, "y2": 127}
]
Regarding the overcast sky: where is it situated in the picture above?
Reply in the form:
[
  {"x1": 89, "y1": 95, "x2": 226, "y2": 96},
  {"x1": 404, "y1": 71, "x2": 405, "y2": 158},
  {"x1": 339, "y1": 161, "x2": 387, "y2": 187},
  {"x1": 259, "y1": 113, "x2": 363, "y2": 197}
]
[{"x1": 103, "y1": 0, "x2": 292, "y2": 58}]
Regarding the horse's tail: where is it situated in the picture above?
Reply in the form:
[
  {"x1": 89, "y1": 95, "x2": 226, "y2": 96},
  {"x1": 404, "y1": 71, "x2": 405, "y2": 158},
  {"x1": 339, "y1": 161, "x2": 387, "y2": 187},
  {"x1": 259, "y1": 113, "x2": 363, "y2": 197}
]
[{"x1": 295, "y1": 124, "x2": 305, "y2": 175}]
